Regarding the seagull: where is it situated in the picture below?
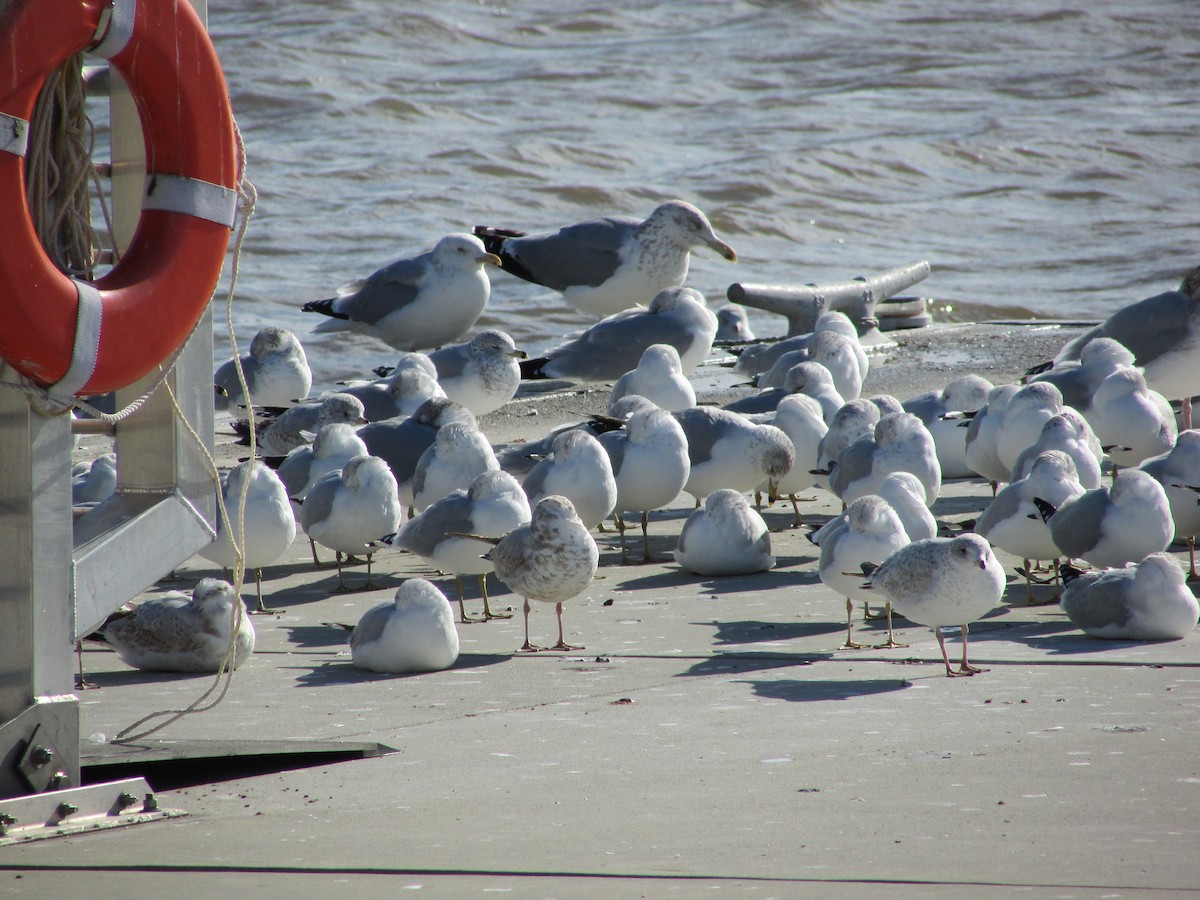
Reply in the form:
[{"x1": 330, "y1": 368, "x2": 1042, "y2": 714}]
[
  {"x1": 1048, "y1": 265, "x2": 1200, "y2": 428},
  {"x1": 727, "y1": 361, "x2": 845, "y2": 419},
  {"x1": 214, "y1": 326, "x2": 312, "y2": 412},
  {"x1": 518, "y1": 286, "x2": 717, "y2": 381},
  {"x1": 1139, "y1": 430, "x2": 1200, "y2": 576},
  {"x1": 813, "y1": 399, "x2": 882, "y2": 490},
  {"x1": 474, "y1": 199, "x2": 737, "y2": 318},
  {"x1": 757, "y1": 330, "x2": 865, "y2": 401},
  {"x1": 72, "y1": 453, "x2": 117, "y2": 506},
  {"x1": 903, "y1": 374, "x2": 993, "y2": 480},
  {"x1": 674, "y1": 406, "x2": 795, "y2": 506},
  {"x1": 87, "y1": 578, "x2": 254, "y2": 673},
  {"x1": 330, "y1": 367, "x2": 446, "y2": 423},
  {"x1": 974, "y1": 450, "x2": 1086, "y2": 603},
  {"x1": 1034, "y1": 467, "x2": 1174, "y2": 569},
  {"x1": 469, "y1": 496, "x2": 600, "y2": 652},
  {"x1": 410, "y1": 421, "x2": 499, "y2": 514},
  {"x1": 810, "y1": 471, "x2": 936, "y2": 547},
  {"x1": 428, "y1": 330, "x2": 526, "y2": 417},
  {"x1": 1059, "y1": 553, "x2": 1199, "y2": 641},
  {"x1": 862, "y1": 534, "x2": 1006, "y2": 677},
  {"x1": 236, "y1": 393, "x2": 366, "y2": 458},
  {"x1": 964, "y1": 383, "x2": 1021, "y2": 491},
  {"x1": 384, "y1": 469, "x2": 531, "y2": 623},
  {"x1": 818, "y1": 495, "x2": 911, "y2": 649},
  {"x1": 300, "y1": 455, "x2": 402, "y2": 591},
  {"x1": 673, "y1": 489, "x2": 774, "y2": 576},
  {"x1": 994, "y1": 382, "x2": 1065, "y2": 478},
  {"x1": 522, "y1": 429, "x2": 617, "y2": 531},
  {"x1": 301, "y1": 233, "x2": 501, "y2": 351},
  {"x1": 1009, "y1": 412, "x2": 1102, "y2": 490},
  {"x1": 599, "y1": 406, "x2": 691, "y2": 560},
  {"x1": 607, "y1": 343, "x2": 696, "y2": 414},
  {"x1": 1024, "y1": 337, "x2": 1135, "y2": 416},
  {"x1": 1087, "y1": 367, "x2": 1177, "y2": 469},
  {"x1": 829, "y1": 412, "x2": 941, "y2": 507},
  {"x1": 755, "y1": 393, "x2": 828, "y2": 526},
  {"x1": 732, "y1": 310, "x2": 861, "y2": 377},
  {"x1": 357, "y1": 398, "x2": 477, "y2": 507},
  {"x1": 715, "y1": 305, "x2": 755, "y2": 342},
  {"x1": 200, "y1": 460, "x2": 297, "y2": 611},
  {"x1": 349, "y1": 578, "x2": 460, "y2": 674}
]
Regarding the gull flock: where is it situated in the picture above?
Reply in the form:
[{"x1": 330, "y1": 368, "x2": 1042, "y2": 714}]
[{"x1": 84, "y1": 202, "x2": 1200, "y2": 678}]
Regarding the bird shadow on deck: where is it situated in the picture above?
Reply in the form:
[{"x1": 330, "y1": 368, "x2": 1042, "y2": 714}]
[{"x1": 289, "y1": 653, "x2": 511, "y2": 687}]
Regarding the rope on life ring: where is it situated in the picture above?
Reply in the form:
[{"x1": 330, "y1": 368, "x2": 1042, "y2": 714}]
[{"x1": 0, "y1": 0, "x2": 239, "y2": 399}]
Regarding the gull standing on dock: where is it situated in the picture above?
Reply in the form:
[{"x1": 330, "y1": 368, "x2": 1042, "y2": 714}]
[
  {"x1": 331, "y1": 367, "x2": 446, "y2": 423},
  {"x1": 301, "y1": 234, "x2": 501, "y2": 351},
  {"x1": 756, "y1": 393, "x2": 828, "y2": 526},
  {"x1": 902, "y1": 374, "x2": 993, "y2": 479},
  {"x1": 428, "y1": 330, "x2": 526, "y2": 417},
  {"x1": 862, "y1": 534, "x2": 1006, "y2": 677},
  {"x1": 1139, "y1": 430, "x2": 1200, "y2": 576},
  {"x1": 599, "y1": 406, "x2": 690, "y2": 561},
  {"x1": 357, "y1": 398, "x2": 477, "y2": 508},
  {"x1": 474, "y1": 199, "x2": 737, "y2": 318},
  {"x1": 350, "y1": 579, "x2": 460, "y2": 674},
  {"x1": 300, "y1": 455, "x2": 402, "y2": 592},
  {"x1": 818, "y1": 495, "x2": 910, "y2": 648},
  {"x1": 200, "y1": 460, "x2": 297, "y2": 612},
  {"x1": 384, "y1": 469, "x2": 531, "y2": 623},
  {"x1": 829, "y1": 412, "x2": 941, "y2": 507},
  {"x1": 214, "y1": 326, "x2": 312, "y2": 412},
  {"x1": 1086, "y1": 368, "x2": 1177, "y2": 469},
  {"x1": 88, "y1": 578, "x2": 255, "y2": 673},
  {"x1": 674, "y1": 406, "x2": 795, "y2": 506},
  {"x1": 1034, "y1": 468, "x2": 1174, "y2": 569},
  {"x1": 518, "y1": 287, "x2": 717, "y2": 381},
  {"x1": 236, "y1": 393, "x2": 366, "y2": 458}
]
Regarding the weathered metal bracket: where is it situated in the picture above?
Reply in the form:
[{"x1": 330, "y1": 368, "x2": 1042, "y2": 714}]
[{"x1": 0, "y1": 777, "x2": 184, "y2": 845}]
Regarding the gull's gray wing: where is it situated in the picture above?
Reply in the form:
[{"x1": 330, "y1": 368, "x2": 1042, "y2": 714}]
[
  {"x1": 504, "y1": 216, "x2": 639, "y2": 290},
  {"x1": 396, "y1": 492, "x2": 475, "y2": 557},
  {"x1": 428, "y1": 343, "x2": 470, "y2": 382},
  {"x1": 334, "y1": 253, "x2": 430, "y2": 326},
  {"x1": 1047, "y1": 490, "x2": 1108, "y2": 559}
]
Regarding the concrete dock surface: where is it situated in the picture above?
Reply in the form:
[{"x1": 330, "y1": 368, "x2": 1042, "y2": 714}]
[{"x1": 3, "y1": 320, "x2": 1199, "y2": 898}]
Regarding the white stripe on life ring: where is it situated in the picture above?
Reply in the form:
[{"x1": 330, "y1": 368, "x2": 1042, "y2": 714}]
[
  {"x1": 49, "y1": 281, "x2": 105, "y2": 398},
  {"x1": 0, "y1": 113, "x2": 29, "y2": 157},
  {"x1": 143, "y1": 173, "x2": 238, "y2": 229}
]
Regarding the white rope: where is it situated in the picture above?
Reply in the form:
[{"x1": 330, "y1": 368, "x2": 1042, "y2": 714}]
[{"x1": 114, "y1": 121, "x2": 259, "y2": 744}]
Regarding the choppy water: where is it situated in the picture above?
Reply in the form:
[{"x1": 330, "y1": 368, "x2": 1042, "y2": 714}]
[{"x1": 199, "y1": 0, "x2": 1199, "y2": 386}]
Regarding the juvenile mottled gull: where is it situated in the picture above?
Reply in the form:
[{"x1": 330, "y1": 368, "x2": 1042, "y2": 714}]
[
  {"x1": 519, "y1": 287, "x2": 717, "y2": 381},
  {"x1": 474, "y1": 200, "x2": 737, "y2": 318},
  {"x1": 200, "y1": 460, "x2": 297, "y2": 612},
  {"x1": 385, "y1": 469, "x2": 531, "y2": 623},
  {"x1": 1035, "y1": 467, "x2": 1174, "y2": 569},
  {"x1": 301, "y1": 234, "x2": 501, "y2": 351},
  {"x1": 88, "y1": 578, "x2": 254, "y2": 673},
  {"x1": 818, "y1": 495, "x2": 910, "y2": 648},
  {"x1": 1059, "y1": 553, "x2": 1199, "y2": 641},
  {"x1": 673, "y1": 489, "x2": 774, "y2": 576},
  {"x1": 350, "y1": 578, "x2": 460, "y2": 674},
  {"x1": 428, "y1": 330, "x2": 526, "y2": 417},
  {"x1": 476, "y1": 496, "x2": 600, "y2": 652},
  {"x1": 300, "y1": 455, "x2": 402, "y2": 591},
  {"x1": 607, "y1": 343, "x2": 696, "y2": 414},
  {"x1": 215, "y1": 326, "x2": 312, "y2": 412},
  {"x1": 863, "y1": 534, "x2": 1006, "y2": 677}
]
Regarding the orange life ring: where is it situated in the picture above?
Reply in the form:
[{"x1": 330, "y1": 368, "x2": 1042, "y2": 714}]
[{"x1": 0, "y1": 0, "x2": 238, "y2": 397}]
